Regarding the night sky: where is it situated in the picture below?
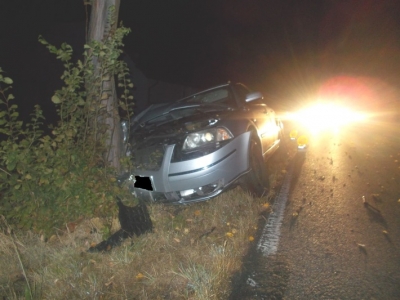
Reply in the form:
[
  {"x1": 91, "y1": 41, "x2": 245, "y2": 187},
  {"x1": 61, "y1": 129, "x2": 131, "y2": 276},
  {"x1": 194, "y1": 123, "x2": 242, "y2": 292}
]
[{"x1": 1, "y1": 0, "x2": 400, "y2": 118}]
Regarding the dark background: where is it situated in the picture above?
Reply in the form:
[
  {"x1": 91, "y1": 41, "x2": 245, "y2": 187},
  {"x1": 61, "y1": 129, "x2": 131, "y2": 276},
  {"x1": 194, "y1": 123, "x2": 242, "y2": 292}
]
[{"x1": 1, "y1": 0, "x2": 399, "y2": 119}]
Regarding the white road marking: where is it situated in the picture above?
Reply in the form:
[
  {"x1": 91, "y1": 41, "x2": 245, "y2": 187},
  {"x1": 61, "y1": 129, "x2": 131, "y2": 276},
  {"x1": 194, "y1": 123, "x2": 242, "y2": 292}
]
[{"x1": 257, "y1": 161, "x2": 294, "y2": 256}]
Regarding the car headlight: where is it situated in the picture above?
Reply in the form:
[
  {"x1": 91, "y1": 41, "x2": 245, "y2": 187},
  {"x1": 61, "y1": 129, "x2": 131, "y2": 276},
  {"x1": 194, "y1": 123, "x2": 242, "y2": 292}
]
[{"x1": 183, "y1": 127, "x2": 233, "y2": 150}]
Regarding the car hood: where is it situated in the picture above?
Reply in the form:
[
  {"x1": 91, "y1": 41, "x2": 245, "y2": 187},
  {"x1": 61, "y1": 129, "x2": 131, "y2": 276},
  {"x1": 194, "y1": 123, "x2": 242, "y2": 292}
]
[
  {"x1": 135, "y1": 101, "x2": 230, "y2": 125},
  {"x1": 131, "y1": 102, "x2": 231, "y2": 135},
  {"x1": 127, "y1": 103, "x2": 230, "y2": 170}
]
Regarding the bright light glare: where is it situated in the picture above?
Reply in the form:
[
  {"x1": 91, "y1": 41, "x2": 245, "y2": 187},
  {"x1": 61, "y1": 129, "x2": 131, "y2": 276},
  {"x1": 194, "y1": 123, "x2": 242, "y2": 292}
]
[{"x1": 289, "y1": 103, "x2": 366, "y2": 134}]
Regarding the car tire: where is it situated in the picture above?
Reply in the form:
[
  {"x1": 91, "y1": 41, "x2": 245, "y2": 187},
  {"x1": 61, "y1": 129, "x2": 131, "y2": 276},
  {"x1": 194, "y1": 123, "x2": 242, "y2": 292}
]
[{"x1": 241, "y1": 135, "x2": 270, "y2": 197}]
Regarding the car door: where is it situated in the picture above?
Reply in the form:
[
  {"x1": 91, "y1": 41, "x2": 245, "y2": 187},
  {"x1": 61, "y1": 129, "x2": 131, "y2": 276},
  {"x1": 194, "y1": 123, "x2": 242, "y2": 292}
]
[
  {"x1": 232, "y1": 84, "x2": 276, "y2": 155},
  {"x1": 248, "y1": 102, "x2": 276, "y2": 154}
]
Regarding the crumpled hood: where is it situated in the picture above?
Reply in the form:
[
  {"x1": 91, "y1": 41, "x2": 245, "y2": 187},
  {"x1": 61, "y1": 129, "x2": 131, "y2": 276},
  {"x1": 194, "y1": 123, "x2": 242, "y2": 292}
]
[
  {"x1": 127, "y1": 106, "x2": 225, "y2": 171},
  {"x1": 131, "y1": 101, "x2": 229, "y2": 136},
  {"x1": 131, "y1": 107, "x2": 222, "y2": 142},
  {"x1": 133, "y1": 102, "x2": 199, "y2": 126}
]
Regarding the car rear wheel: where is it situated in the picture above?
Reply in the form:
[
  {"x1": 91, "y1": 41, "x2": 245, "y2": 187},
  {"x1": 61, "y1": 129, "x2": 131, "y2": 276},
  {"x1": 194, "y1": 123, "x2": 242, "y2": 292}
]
[{"x1": 241, "y1": 136, "x2": 270, "y2": 197}]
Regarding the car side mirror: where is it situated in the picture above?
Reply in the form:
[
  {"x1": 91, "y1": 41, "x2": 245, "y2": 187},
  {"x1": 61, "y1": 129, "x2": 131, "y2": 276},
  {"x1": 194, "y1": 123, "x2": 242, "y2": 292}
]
[{"x1": 245, "y1": 92, "x2": 263, "y2": 103}]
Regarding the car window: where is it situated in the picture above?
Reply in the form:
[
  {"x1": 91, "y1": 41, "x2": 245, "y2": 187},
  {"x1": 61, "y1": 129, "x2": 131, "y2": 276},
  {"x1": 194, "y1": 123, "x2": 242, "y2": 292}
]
[{"x1": 234, "y1": 83, "x2": 250, "y2": 103}]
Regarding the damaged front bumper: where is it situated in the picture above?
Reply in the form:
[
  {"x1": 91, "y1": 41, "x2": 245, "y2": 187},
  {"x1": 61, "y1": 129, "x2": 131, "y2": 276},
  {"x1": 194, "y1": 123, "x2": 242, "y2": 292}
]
[{"x1": 124, "y1": 131, "x2": 251, "y2": 204}]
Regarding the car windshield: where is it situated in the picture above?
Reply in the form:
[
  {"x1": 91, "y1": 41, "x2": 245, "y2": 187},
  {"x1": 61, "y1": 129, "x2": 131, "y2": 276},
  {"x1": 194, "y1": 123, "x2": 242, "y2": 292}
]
[
  {"x1": 181, "y1": 87, "x2": 233, "y2": 105},
  {"x1": 142, "y1": 87, "x2": 234, "y2": 126}
]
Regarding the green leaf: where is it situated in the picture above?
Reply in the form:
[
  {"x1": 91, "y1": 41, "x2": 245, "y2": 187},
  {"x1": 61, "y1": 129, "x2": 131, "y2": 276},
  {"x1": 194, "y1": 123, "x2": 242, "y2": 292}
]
[
  {"x1": 38, "y1": 36, "x2": 48, "y2": 45},
  {"x1": 51, "y1": 95, "x2": 61, "y2": 104},
  {"x1": 3, "y1": 77, "x2": 13, "y2": 84}
]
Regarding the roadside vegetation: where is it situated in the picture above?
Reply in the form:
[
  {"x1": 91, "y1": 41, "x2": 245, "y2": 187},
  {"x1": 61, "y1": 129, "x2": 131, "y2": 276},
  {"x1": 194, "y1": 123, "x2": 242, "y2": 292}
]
[
  {"x1": 0, "y1": 183, "x2": 291, "y2": 299},
  {"x1": 0, "y1": 19, "x2": 290, "y2": 299}
]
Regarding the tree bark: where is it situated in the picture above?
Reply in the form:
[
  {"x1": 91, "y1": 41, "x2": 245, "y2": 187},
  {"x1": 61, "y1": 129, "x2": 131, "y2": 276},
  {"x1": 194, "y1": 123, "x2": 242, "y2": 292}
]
[{"x1": 88, "y1": 0, "x2": 122, "y2": 172}]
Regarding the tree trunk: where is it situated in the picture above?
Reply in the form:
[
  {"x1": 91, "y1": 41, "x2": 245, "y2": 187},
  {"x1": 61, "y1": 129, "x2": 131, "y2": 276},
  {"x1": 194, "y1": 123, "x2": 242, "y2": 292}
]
[{"x1": 88, "y1": 0, "x2": 122, "y2": 172}]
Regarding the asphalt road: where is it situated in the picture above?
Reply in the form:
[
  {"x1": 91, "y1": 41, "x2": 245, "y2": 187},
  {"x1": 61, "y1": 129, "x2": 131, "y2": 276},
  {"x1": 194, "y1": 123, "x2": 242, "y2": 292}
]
[
  {"x1": 230, "y1": 115, "x2": 400, "y2": 299},
  {"x1": 277, "y1": 116, "x2": 400, "y2": 299}
]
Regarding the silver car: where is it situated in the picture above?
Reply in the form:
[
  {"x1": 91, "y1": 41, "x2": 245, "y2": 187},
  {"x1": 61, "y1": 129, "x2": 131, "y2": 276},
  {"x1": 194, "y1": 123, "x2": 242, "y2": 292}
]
[{"x1": 121, "y1": 82, "x2": 284, "y2": 204}]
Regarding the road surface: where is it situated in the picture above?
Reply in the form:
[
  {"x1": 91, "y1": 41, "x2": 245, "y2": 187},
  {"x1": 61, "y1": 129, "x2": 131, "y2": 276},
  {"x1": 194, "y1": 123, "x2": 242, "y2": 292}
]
[{"x1": 230, "y1": 116, "x2": 400, "y2": 299}]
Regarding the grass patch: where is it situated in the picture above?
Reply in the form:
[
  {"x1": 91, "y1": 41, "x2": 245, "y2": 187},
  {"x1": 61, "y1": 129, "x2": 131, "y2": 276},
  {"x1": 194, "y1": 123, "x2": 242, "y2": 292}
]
[{"x1": 0, "y1": 147, "x2": 291, "y2": 300}]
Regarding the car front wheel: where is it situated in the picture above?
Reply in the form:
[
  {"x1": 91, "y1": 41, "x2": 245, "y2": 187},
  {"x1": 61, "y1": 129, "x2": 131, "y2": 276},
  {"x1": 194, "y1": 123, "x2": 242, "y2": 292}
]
[{"x1": 240, "y1": 136, "x2": 270, "y2": 197}]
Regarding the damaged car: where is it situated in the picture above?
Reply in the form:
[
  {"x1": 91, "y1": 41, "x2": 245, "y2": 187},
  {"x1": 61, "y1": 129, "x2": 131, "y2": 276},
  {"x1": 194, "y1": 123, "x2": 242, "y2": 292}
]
[{"x1": 120, "y1": 82, "x2": 284, "y2": 204}]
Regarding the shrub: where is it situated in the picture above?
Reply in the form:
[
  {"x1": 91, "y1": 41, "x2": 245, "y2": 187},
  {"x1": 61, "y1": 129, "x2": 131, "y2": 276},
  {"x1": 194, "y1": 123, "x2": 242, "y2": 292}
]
[{"x1": 0, "y1": 22, "x2": 134, "y2": 236}]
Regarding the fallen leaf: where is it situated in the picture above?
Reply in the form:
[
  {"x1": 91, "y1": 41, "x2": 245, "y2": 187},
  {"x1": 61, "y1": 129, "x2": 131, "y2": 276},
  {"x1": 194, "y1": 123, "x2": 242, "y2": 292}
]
[
  {"x1": 66, "y1": 222, "x2": 77, "y2": 233},
  {"x1": 105, "y1": 275, "x2": 115, "y2": 287},
  {"x1": 105, "y1": 280, "x2": 113, "y2": 287},
  {"x1": 371, "y1": 194, "x2": 380, "y2": 201},
  {"x1": 262, "y1": 203, "x2": 270, "y2": 209},
  {"x1": 48, "y1": 235, "x2": 58, "y2": 242},
  {"x1": 135, "y1": 273, "x2": 144, "y2": 280}
]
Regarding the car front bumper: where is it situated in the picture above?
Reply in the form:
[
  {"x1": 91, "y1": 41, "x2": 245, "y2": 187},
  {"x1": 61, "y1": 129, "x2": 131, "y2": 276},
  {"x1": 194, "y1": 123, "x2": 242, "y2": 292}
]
[{"x1": 125, "y1": 131, "x2": 251, "y2": 204}]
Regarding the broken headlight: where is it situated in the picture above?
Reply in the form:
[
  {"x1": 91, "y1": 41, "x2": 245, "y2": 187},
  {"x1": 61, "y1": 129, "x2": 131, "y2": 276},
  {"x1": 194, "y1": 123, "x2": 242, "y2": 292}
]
[{"x1": 182, "y1": 127, "x2": 233, "y2": 150}]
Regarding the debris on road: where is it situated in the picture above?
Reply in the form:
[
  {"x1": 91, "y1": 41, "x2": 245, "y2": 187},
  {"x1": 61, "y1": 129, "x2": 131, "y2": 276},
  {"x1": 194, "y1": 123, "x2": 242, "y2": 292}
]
[
  {"x1": 371, "y1": 193, "x2": 381, "y2": 201},
  {"x1": 362, "y1": 195, "x2": 381, "y2": 213}
]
